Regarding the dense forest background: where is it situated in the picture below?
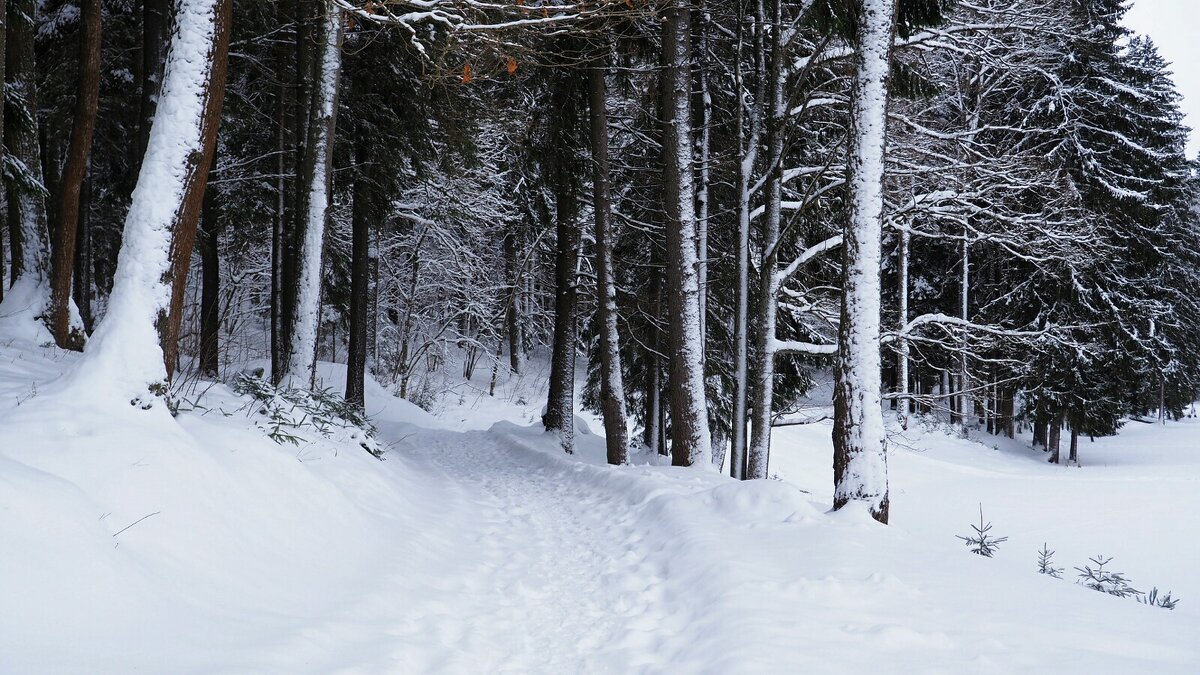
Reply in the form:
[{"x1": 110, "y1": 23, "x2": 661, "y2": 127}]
[{"x1": 3, "y1": 0, "x2": 1198, "y2": 522}]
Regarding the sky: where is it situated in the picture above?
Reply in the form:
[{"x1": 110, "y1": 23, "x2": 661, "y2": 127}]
[{"x1": 1124, "y1": 0, "x2": 1200, "y2": 156}]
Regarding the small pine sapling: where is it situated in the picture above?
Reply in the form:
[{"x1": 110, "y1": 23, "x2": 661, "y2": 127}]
[
  {"x1": 1075, "y1": 555, "x2": 1140, "y2": 598},
  {"x1": 957, "y1": 505, "x2": 1009, "y2": 557},
  {"x1": 1037, "y1": 543, "x2": 1064, "y2": 578},
  {"x1": 1139, "y1": 587, "x2": 1180, "y2": 610}
]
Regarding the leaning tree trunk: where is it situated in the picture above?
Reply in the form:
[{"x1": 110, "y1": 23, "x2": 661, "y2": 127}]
[
  {"x1": 1, "y1": 0, "x2": 53, "y2": 326},
  {"x1": 588, "y1": 60, "x2": 629, "y2": 466},
  {"x1": 197, "y1": 157, "x2": 221, "y2": 377},
  {"x1": 746, "y1": 0, "x2": 785, "y2": 480},
  {"x1": 832, "y1": 0, "x2": 897, "y2": 524},
  {"x1": 662, "y1": 0, "x2": 713, "y2": 468},
  {"x1": 66, "y1": 0, "x2": 231, "y2": 401},
  {"x1": 286, "y1": 1, "x2": 343, "y2": 385},
  {"x1": 48, "y1": 0, "x2": 101, "y2": 351}
]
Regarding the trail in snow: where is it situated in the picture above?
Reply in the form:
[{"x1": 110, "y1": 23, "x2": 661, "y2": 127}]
[{"x1": 252, "y1": 423, "x2": 693, "y2": 674}]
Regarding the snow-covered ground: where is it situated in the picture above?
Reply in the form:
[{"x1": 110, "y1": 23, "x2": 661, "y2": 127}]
[{"x1": 2, "y1": 336, "x2": 1198, "y2": 673}]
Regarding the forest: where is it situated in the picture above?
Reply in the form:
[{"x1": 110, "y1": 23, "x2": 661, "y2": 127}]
[{"x1": 2, "y1": 0, "x2": 1198, "y2": 528}]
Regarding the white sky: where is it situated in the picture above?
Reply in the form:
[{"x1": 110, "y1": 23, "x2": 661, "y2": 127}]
[{"x1": 1124, "y1": 0, "x2": 1200, "y2": 156}]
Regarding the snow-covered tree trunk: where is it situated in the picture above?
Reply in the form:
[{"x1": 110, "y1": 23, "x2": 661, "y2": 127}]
[
  {"x1": 47, "y1": 0, "x2": 101, "y2": 352},
  {"x1": 662, "y1": 0, "x2": 713, "y2": 468},
  {"x1": 286, "y1": 1, "x2": 344, "y2": 385},
  {"x1": 747, "y1": 0, "x2": 785, "y2": 480},
  {"x1": 0, "y1": 0, "x2": 52, "y2": 328},
  {"x1": 832, "y1": 0, "x2": 897, "y2": 524},
  {"x1": 588, "y1": 62, "x2": 629, "y2": 466},
  {"x1": 65, "y1": 0, "x2": 231, "y2": 400},
  {"x1": 958, "y1": 232, "x2": 970, "y2": 427}
]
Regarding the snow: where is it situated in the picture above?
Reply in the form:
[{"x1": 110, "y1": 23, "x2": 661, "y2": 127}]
[{"x1": 2, "y1": 334, "x2": 1199, "y2": 672}]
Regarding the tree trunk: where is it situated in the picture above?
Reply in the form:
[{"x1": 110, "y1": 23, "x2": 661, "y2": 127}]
[
  {"x1": 1068, "y1": 423, "x2": 1079, "y2": 465},
  {"x1": 588, "y1": 60, "x2": 629, "y2": 466},
  {"x1": 643, "y1": 269, "x2": 663, "y2": 455},
  {"x1": 662, "y1": 0, "x2": 712, "y2": 468},
  {"x1": 271, "y1": 55, "x2": 289, "y2": 383},
  {"x1": 1047, "y1": 412, "x2": 1062, "y2": 464},
  {"x1": 286, "y1": 1, "x2": 343, "y2": 385},
  {"x1": 833, "y1": 0, "x2": 897, "y2": 524},
  {"x1": 345, "y1": 128, "x2": 372, "y2": 409},
  {"x1": 897, "y1": 222, "x2": 910, "y2": 427},
  {"x1": 74, "y1": 171, "x2": 94, "y2": 332},
  {"x1": 67, "y1": 0, "x2": 231, "y2": 399},
  {"x1": 197, "y1": 158, "x2": 221, "y2": 378},
  {"x1": 542, "y1": 164, "x2": 580, "y2": 454},
  {"x1": 1, "y1": 0, "x2": 54, "y2": 326},
  {"x1": 48, "y1": 0, "x2": 101, "y2": 351},
  {"x1": 746, "y1": 0, "x2": 784, "y2": 480},
  {"x1": 503, "y1": 230, "x2": 522, "y2": 374},
  {"x1": 137, "y1": 0, "x2": 169, "y2": 166}
]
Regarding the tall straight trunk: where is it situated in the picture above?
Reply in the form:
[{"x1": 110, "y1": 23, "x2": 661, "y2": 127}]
[
  {"x1": 662, "y1": 0, "x2": 713, "y2": 468},
  {"x1": 1047, "y1": 412, "x2": 1062, "y2": 464},
  {"x1": 286, "y1": 1, "x2": 343, "y2": 384},
  {"x1": 197, "y1": 158, "x2": 221, "y2": 377},
  {"x1": 1, "y1": 0, "x2": 52, "y2": 319},
  {"x1": 137, "y1": 0, "x2": 169, "y2": 165},
  {"x1": 280, "y1": 0, "x2": 316, "y2": 379},
  {"x1": 1068, "y1": 423, "x2": 1079, "y2": 465},
  {"x1": 644, "y1": 268, "x2": 663, "y2": 455},
  {"x1": 48, "y1": 0, "x2": 101, "y2": 351},
  {"x1": 958, "y1": 232, "x2": 970, "y2": 427},
  {"x1": 345, "y1": 129, "x2": 372, "y2": 409},
  {"x1": 68, "y1": 0, "x2": 231, "y2": 398},
  {"x1": 198, "y1": 153, "x2": 222, "y2": 379},
  {"x1": 271, "y1": 57, "x2": 288, "y2": 383},
  {"x1": 746, "y1": 0, "x2": 785, "y2": 480},
  {"x1": 897, "y1": 222, "x2": 910, "y2": 426},
  {"x1": 832, "y1": 0, "x2": 897, "y2": 524},
  {"x1": 503, "y1": 230, "x2": 522, "y2": 373},
  {"x1": 1033, "y1": 414, "x2": 1047, "y2": 448},
  {"x1": 588, "y1": 61, "x2": 629, "y2": 466},
  {"x1": 729, "y1": 0, "x2": 762, "y2": 479},
  {"x1": 542, "y1": 174, "x2": 580, "y2": 453},
  {"x1": 694, "y1": 1, "x2": 711, "y2": 349},
  {"x1": 74, "y1": 171, "x2": 94, "y2": 332}
]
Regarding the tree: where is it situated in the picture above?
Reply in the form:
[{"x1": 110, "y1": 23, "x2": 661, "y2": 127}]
[
  {"x1": 588, "y1": 55, "x2": 629, "y2": 466},
  {"x1": 833, "y1": 0, "x2": 898, "y2": 523},
  {"x1": 286, "y1": 1, "x2": 345, "y2": 384},
  {"x1": 1, "y1": 0, "x2": 53, "y2": 328},
  {"x1": 662, "y1": 0, "x2": 713, "y2": 467},
  {"x1": 47, "y1": 0, "x2": 102, "y2": 351},
  {"x1": 64, "y1": 0, "x2": 231, "y2": 400}
]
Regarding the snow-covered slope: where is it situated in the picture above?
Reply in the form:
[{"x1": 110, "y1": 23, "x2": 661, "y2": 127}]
[{"x1": 1, "y1": 336, "x2": 1197, "y2": 673}]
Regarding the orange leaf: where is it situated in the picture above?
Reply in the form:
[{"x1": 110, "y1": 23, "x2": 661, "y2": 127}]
[
  {"x1": 507, "y1": 57, "x2": 518, "y2": 76},
  {"x1": 461, "y1": 63, "x2": 473, "y2": 84}
]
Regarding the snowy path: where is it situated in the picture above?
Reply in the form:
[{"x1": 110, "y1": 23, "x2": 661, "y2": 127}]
[{"x1": 253, "y1": 423, "x2": 694, "y2": 674}]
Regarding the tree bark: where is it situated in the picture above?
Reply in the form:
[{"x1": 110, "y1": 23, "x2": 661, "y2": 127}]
[
  {"x1": 286, "y1": 1, "x2": 343, "y2": 384},
  {"x1": 67, "y1": 0, "x2": 231, "y2": 398},
  {"x1": 542, "y1": 162, "x2": 580, "y2": 453},
  {"x1": 833, "y1": 0, "x2": 897, "y2": 524},
  {"x1": 74, "y1": 171, "x2": 94, "y2": 332},
  {"x1": 588, "y1": 60, "x2": 629, "y2": 466},
  {"x1": 1048, "y1": 412, "x2": 1062, "y2": 464},
  {"x1": 662, "y1": 0, "x2": 713, "y2": 467},
  {"x1": 747, "y1": 0, "x2": 784, "y2": 480},
  {"x1": 48, "y1": 0, "x2": 101, "y2": 351},
  {"x1": 346, "y1": 128, "x2": 373, "y2": 409},
  {"x1": 197, "y1": 157, "x2": 221, "y2": 377},
  {"x1": 137, "y1": 0, "x2": 169, "y2": 166},
  {"x1": 503, "y1": 229, "x2": 522, "y2": 374}
]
